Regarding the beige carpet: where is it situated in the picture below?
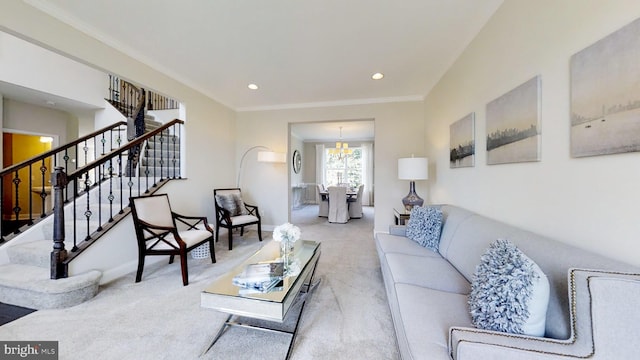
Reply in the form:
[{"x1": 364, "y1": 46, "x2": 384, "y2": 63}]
[{"x1": 0, "y1": 205, "x2": 399, "y2": 360}]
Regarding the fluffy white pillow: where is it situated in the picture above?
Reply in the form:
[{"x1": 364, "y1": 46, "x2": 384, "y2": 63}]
[{"x1": 468, "y1": 239, "x2": 550, "y2": 336}]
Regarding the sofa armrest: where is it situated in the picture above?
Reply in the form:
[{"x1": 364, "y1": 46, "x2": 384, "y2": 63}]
[
  {"x1": 450, "y1": 269, "x2": 640, "y2": 360},
  {"x1": 450, "y1": 327, "x2": 578, "y2": 360},
  {"x1": 388, "y1": 225, "x2": 407, "y2": 236}
]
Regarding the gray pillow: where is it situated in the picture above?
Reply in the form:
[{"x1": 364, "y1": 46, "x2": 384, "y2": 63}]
[
  {"x1": 468, "y1": 239, "x2": 550, "y2": 336},
  {"x1": 215, "y1": 193, "x2": 247, "y2": 216},
  {"x1": 405, "y1": 206, "x2": 443, "y2": 251}
]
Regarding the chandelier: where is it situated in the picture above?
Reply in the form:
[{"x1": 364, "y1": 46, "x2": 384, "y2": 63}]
[{"x1": 328, "y1": 126, "x2": 353, "y2": 159}]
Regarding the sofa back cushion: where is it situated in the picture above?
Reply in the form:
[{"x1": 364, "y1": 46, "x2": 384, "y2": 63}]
[{"x1": 438, "y1": 204, "x2": 639, "y2": 340}]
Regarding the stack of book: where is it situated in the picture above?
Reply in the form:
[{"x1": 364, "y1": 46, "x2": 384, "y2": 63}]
[{"x1": 232, "y1": 262, "x2": 284, "y2": 294}]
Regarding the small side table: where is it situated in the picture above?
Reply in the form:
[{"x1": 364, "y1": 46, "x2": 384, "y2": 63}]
[{"x1": 394, "y1": 208, "x2": 411, "y2": 225}]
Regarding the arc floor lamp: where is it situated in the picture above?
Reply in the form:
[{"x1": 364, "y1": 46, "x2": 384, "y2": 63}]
[{"x1": 237, "y1": 146, "x2": 286, "y2": 187}]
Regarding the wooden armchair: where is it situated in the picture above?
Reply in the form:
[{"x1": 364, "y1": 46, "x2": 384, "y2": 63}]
[
  {"x1": 130, "y1": 194, "x2": 215, "y2": 286},
  {"x1": 213, "y1": 188, "x2": 263, "y2": 250}
]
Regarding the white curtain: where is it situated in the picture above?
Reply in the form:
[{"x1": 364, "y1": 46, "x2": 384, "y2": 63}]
[
  {"x1": 362, "y1": 142, "x2": 374, "y2": 206},
  {"x1": 315, "y1": 144, "x2": 325, "y2": 203}
]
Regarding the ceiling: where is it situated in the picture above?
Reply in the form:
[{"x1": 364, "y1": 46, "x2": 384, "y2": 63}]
[{"x1": 26, "y1": 0, "x2": 503, "y2": 112}]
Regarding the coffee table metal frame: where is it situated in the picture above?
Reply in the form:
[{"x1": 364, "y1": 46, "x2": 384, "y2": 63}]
[{"x1": 201, "y1": 240, "x2": 321, "y2": 359}]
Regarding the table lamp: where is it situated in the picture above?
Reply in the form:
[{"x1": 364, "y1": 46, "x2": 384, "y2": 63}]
[{"x1": 398, "y1": 157, "x2": 428, "y2": 211}]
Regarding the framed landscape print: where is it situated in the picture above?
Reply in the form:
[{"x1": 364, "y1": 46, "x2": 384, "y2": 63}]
[
  {"x1": 570, "y1": 17, "x2": 640, "y2": 157},
  {"x1": 486, "y1": 76, "x2": 541, "y2": 165},
  {"x1": 450, "y1": 112, "x2": 475, "y2": 168}
]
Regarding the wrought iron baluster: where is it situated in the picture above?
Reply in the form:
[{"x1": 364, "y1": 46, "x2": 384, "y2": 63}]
[
  {"x1": 159, "y1": 132, "x2": 165, "y2": 180},
  {"x1": 12, "y1": 170, "x2": 21, "y2": 234},
  {"x1": 118, "y1": 153, "x2": 124, "y2": 214},
  {"x1": 127, "y1": 151, "x2": 134, "y2": 203},
  {"x1": 72, "y1": 178, "x2": 78, "y2": 252},
  {"x1": 28, "y1": 165, "x2": 33, "y2": 225},
  {"x1": 83, "y1": 171, "x2": 92, "y2": 241},
  {"x1": 39, "y1": 158, "x2": 48, "y2": 218},
  {"x1": 97, "y1": 165, "x2": 103, "y2": 232},
  {"x1": 107, "y1": 158, "x2": 115, "y2": 222}
]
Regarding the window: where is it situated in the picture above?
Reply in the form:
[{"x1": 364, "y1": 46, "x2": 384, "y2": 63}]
[{"x1": 324, "y1": 147, "x2": 362, "y2": 187}]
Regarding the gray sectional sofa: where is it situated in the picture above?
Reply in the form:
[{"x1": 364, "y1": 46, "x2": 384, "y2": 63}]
[{"x1": 375, "y1": 204, "x2": 640, "y2": 360}]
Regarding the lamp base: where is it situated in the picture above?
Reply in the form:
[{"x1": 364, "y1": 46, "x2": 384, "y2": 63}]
[{"x1": 402, "y1": 181, "x2": 424, "y2": 211}]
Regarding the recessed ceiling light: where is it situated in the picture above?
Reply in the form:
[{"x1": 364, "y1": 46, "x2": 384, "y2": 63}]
[
  {"x1": 372, "y1": 72, "x2": 384, "y2": 80},
  {"x1": 248, "y1": 83, "x2": 259, "y2": 90}
]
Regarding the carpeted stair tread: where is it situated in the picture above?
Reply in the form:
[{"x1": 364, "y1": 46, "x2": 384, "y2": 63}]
[
  {"x1": 0, "y1": 263, "x2": 101, "y2": 309},
  {"x1": 6, "y1": 240, "x2": 52, "y2": 268}
]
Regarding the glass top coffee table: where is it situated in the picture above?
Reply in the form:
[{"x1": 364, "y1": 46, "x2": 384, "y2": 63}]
[{"x1": 201, "y1": 240, "x2": 321, "y2": 359}]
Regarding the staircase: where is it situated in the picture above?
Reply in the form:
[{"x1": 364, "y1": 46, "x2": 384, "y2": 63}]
[
  {"x1": 0, "y1": 76, "x2": 183, "y2": 310},
  {"x1": 138, "y1": 117, "x2": 181, "y2": 179},
  {"x1": 0, "y1": 121, "x2": 184, "y2": 310}
]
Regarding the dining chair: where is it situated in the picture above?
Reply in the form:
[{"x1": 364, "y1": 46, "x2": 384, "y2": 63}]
[
  {"x1": 316, "y1": 184, "x2": 329, "y2": 217},
  {"x1": 328, "y1": 186, "x2": 349, "y2": 223},
  {"x1": 130, "y1": 194, "x2": 216, "y2": 286},
  {"x1": 348, "y1": 184, "x2": 364, "y2": 219}
]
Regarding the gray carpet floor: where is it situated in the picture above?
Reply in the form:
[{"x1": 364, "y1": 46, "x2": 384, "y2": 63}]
[{"x1": 0, "y1": 205, "x2": 400, "y2": 360}]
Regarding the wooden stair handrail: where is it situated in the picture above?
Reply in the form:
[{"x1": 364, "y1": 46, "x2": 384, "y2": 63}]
[{"x1": 0, "y1": 121, "x2": 127, "y2": 176}]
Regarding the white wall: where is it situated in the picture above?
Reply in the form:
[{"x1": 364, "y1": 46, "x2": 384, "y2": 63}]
[
  {"x1": 424, "y1": 0, "x2": 640, "y2": 267},
  {"x1": 0, "y1": 31, "x2": 105, "y2": 108},
  {"x1": 3, "y1": 98, "x2": 71, "y2": 145},
  {"x1": 237, "y1": 101, "x2": 424, "y2": 232}
]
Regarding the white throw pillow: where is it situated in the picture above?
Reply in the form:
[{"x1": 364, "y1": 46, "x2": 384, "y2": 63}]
[{"x1": 468, "y1": 239, "x2": 550, "y2": 337}]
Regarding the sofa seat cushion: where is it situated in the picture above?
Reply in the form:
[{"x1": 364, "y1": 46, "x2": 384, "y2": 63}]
[
  {"x1": 376, "y1": 233, "x2": 441, "y2": 258},
  {"x1": 386, "y1": 253, "x2": 470, "y2": 294},
  {"x1": 395, "y1": 284, "x2": 473, "y2": 360}
]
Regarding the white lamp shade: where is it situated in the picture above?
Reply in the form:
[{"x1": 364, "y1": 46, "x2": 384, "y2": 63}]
[
  {"x1": 257, "y1": 151, "x2": 286, "y2": 163},
  {"x1": 398, "y1": 157, "x2": 428, "y2": 180}
]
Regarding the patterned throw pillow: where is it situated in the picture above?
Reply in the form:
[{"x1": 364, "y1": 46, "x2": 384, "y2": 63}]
[
  {"x1": 216, "y1": 194, "x2": 240, "y2": 216},
  {"x1": 468, "y1": 239, "x2": 550, "y2": 336},
  {"x1": 405, "y1": 206, "x2": 443, "y2": 252},
  {"x1": 233, "y1": 194, "x2": 248, "y2": 215},
  {"x1": 216, "y1": 193, "x2": 248, "y2": 216}
]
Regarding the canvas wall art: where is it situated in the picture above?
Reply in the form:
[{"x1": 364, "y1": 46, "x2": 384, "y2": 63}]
[
  {"x1": 450, "y1": 112, "x2": 475, "y2": 168},
  {"x1": 570, "y1": 17, "x2": 640, "y2": 157},
  {"x1": 486, "y1": 76, "x2": 541, "y2": 165}
]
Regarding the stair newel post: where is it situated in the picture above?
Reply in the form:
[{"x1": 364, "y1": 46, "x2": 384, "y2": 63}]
[{"x1": 51, "y1": 167, "x2": 69, "y2": 279}]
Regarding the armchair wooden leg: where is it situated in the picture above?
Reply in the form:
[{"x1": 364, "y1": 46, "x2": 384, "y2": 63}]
[
  {"x1": 169, "y1": 255, "x2": 175, "y2": 264},
  {"x1": 135, "y1": 253, "x2": 145, "y2": 283},
  {"x1": 228, "y1": 227, "x2": 233, "y2": 251},
  {"x1": 179, "y1": 252, "x2": 189, "y2": 286},
  {"x1": 209, "y1": 239, "x2": 216, "y2": 263},
  {"x1": 240, "y1": 226, "x2": 245, "y2": 236},
  {"x1": 215, "y1": 226, "x2": 220, "y2": 243},
  {"x1": 258, "y1": 223, "x2": 263, "y2": 242}
]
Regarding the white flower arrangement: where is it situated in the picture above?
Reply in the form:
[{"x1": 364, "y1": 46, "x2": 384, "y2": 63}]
[
  {"x1": 273, "y1": 223, "x2": 302, "y2": 276},
  {"x1": 272, "y1": 222, "x2": 301, "y2": 244}
]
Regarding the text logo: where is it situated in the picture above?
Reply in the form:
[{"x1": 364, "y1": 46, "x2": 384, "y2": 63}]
[{"x1": 1, "y1": 341, "x2": 58, "y2": 359}]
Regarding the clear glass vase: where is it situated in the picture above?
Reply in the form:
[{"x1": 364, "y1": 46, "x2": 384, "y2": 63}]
[{"x1": 280, "y1": 240, "x2": 295, "y2": 274}]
